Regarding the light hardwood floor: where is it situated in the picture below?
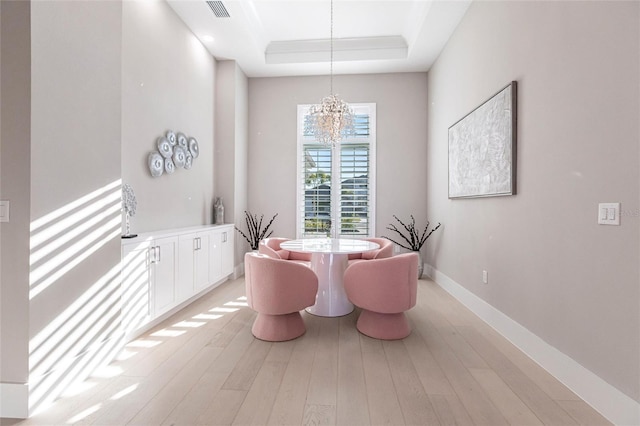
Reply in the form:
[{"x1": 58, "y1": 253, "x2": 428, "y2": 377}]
[{"x1": 7, "y1": 277, "x2": 611, "y2": 426}]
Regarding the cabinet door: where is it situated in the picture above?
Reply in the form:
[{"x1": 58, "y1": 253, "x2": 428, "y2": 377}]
[
  {"x1": 122, "y1": 241, "x2": 151, "y2": 336},
  {"x1": 151, "y1": 236, "x2": 177, "y2": 317},
  {"x1": 194, "y1": 231, "x2": 211, "y2": 291},
  {"x1": 177, "y1": 233, "x2": 197, "y2": 303},
  {"x1": 209, "y1": 230, "x2": 223, "y2": 283},
  {"x1": 220, "y1": 229, "x2": 234, "y2": 277}
]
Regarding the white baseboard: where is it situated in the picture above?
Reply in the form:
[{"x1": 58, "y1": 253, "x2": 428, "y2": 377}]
[
  {"x1": 425, "y1": 264, "x2": 640, "y2": 426},
  {"x1": 0, "y1": 382, "x2": 29, "y2": 419}
]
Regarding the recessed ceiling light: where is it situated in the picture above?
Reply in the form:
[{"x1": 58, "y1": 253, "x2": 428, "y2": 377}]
[{"x1": 202, "y1": 35, "x2": 214, "y2": 43}]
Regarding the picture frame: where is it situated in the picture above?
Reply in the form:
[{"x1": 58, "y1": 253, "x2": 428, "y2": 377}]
[{"x1": 448, "y1": 81, "x2": 517, "y2": 199}]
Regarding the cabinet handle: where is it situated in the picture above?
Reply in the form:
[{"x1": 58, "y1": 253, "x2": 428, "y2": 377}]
[
  {"x1": 156, "y1": 245, "x2": 161, "y2": 262},
  {"x1": 222, "y1": 232, "x2": 227, "y2": 243},
  {"x1": 194, "y1": 237, "x2": 199, "y2": 251}
]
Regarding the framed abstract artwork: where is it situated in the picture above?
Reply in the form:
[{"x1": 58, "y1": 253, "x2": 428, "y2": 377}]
[{"x1": 448, "y1": 81, "x2": 517, "y2": 199}]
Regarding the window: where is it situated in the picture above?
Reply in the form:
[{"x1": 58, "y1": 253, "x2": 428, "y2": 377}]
[{"x1": 296, "y1": 103, "x2": 376, "y2": 239}]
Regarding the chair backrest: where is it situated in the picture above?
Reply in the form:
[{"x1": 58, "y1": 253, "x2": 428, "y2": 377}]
[
  {"x1": 361, "y1": 238, "x2": 394, "y2": 260},
  {"x1": 344, "y1": 252, "x2": 418, "y2": 313},
  {"x1": 244, "y1": 252, "x2": 318, "y2": 315},
  {"x1": 258, "y1": 237, "x2": 291, "y2": 259}
]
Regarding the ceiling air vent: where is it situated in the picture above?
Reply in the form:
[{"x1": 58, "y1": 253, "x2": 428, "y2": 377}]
[{"x1": 206, "y1": 1, "x2": 230, "y2": 18}]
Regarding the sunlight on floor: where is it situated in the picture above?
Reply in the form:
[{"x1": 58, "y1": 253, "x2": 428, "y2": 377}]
[
  {"x1": 110, "y1": 384, "x2": 138, "y2": 401},
  {"x1": 66, "y1": 403, "x2": 102, "y2": 424},
  {"x1": 31, "y1": 292, "x2": 249, "y2": 422}
]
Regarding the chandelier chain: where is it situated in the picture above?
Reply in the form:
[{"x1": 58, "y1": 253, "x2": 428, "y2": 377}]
[
  {"x1": 304, "y1": 0, "x2": 354, "y2": 147},
  {"x1": 330, "y1": 0, "x2": 333, "y2": 95}
]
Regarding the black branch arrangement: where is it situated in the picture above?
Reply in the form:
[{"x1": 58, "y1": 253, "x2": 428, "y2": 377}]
[
  {"x1": 383, "y1": 215, "x2": 441, "y2": 251},
  {"x1": 235, "y1": 211, "x2": 278, "y2": 250}
]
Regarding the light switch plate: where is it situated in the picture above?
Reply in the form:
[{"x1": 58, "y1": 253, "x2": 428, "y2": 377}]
[
  {"x1": 598, "y1": 202, "x2": 620, "y2": 225},
  {"x1": 0, "y1": 201, "x2": 9, "y2": 223}
]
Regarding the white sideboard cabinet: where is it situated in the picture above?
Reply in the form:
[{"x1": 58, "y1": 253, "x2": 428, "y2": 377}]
[{"x1": 121, "y1": 224, "x2": 234, "y2": 338}]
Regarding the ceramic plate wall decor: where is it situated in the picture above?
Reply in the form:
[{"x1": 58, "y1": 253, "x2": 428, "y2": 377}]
[
  {"x1": 184, "y1": 151, "x2": 193, "y2": 169},
  {"x1": 157, "y1": 137, "x2": 173, "y2": 158},
  {"x1": 148, "y1": 152, "x2": 164, "y2": 177},
  {"x1": 166, "y1": 130, "x2": 177, "y2": 146},
  {"x1": 173, "y1": 146, "x2": 187, "y2": 168},
  {"x1": 177, "y1": 132, "x2": 188, "y2": 150},
  {"x1": 165, "y1": 158, "x2": 175, "y2": 174},
  {"x1": 188, "y1": 137, "x2": 200, "y2": 158}
]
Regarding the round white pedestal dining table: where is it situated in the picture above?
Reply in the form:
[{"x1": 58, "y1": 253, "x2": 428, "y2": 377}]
[{"x1": 280, "y1": 238, "x2": 380, "y2": 317}]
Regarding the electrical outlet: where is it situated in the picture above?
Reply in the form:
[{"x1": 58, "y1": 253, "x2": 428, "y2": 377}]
[
  {"x1": 598, "y1": 202, "x2": 620, "y2": 225},
  {"x1": 482, "y1": 270, "x2": 488, "y2": 284}
]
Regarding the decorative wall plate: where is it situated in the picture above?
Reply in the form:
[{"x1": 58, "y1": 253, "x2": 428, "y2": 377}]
[
  {"x1": 177, "y1": 132, "x2": 188, "y2": 150},
  {"x1": 157, "y1": 137, "x2": 173, "y2": 158},
  {"x1": 148, "y1": 152, "x2": 164, "y2": 177},
  {"x1": 166, "y1": 130, "x2": 177, "y2": 146},
  {"x1": 188, "y1": 137, "x2": 199, "y2": 158},
  {"x1": 165, "y1": 158, "x2": 175, "y2": 174},
  {"x1": 184, "y1": 151, "x2": 193, "y2": 169},
  {"x1": 173, "y1": 146, "x2": 186, "y2": 168}
]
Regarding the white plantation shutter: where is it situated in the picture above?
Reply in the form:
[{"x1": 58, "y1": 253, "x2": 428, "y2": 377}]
[{"x1": 297, "y1": 103, "x2": 376, "y2": 238}]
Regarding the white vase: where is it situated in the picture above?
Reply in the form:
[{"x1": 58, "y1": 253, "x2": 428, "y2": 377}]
[{"x1": 415, "y1": 250, "x2": 424, "y2": 279}]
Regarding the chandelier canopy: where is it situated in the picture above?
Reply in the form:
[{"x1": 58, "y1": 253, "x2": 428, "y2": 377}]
[{"x1": 306, "y1": 0, "x2": 354, "y2": 147}]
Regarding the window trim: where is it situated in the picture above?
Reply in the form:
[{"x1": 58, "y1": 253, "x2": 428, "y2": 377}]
[{"x1": 296, "y1": 103, "x2": 376, "y2": 239}]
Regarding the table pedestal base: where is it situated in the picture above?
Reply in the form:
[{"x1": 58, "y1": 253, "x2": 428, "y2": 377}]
[{"x1": 306, "y1": 252, "x2": 353, "y2": 317}]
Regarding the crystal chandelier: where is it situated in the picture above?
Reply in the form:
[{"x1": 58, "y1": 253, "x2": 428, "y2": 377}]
[{"x1": 305, "y1": 0, "x2": 355, "y2": 147}]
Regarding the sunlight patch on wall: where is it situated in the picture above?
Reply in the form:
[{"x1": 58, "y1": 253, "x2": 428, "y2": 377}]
[
  {"x1": 29, "y1": 264, "x2": 124, "y2": 414},
  {"x1": 29, "y1": 180, "x2": 122, "y2": 299},
  {"x1": 28, "y1": 180, "x2": 124, "y2": 415}
]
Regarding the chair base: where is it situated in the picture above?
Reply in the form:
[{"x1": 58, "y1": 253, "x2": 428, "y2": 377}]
[
  {"x1": 356, "y1": 310, "x2": 411, "y2": 340},
  {"x1": 251, "y1": 312, "x2": 307, "y2": 342}
]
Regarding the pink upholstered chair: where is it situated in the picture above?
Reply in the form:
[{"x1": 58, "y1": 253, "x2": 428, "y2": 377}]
[
  {"x1": 348, "y1": 238, "x2": 394, "y2": 262},
  {"x1": 344, "y1": 253, "x2": 418, "y2": 340},
  {"x1": 244, "y1": 252, "x2": 318, "y2": 341},
  {"x1": 259, "y1": 237, "x2": 312, "y2": 264}
]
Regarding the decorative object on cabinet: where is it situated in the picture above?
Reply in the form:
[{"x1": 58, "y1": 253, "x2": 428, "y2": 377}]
[
  {"x1": 122, "y1": 183, "x2": 138, "y2": 239},
  {"x1": 148, "y1": 130, "x2": 201, "y2": 177},
  {"x1": 449, "y1": 81, "x2": 517, "y2": 198},
  {"x1": 214, "y1": 197, "x2": 224, "y2": 225},
  {"x1": 383, "y1": 215, "x2": 441, "y2": 278},
  {"x1": 235, "y1": 210, "x2": 278, "y2": 250}
]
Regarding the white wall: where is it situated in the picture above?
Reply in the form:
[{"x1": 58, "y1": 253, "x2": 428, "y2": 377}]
[
  {"x1": 248, "y1": 73, "x2": 430, "y2": 242},
  {"x1": 122, "y1": 0, "x2": 215, "y2": 234},
  {"x1": 426, "y1": 0, "x2": 639, "y2": 415},
  {"x1": 215, "y1": 61, "x2": 249, "y2": 266},
  {"x1": 0, "y1": 0, "x2": 31, "y2": 418},
  {"x1": 30, "y1": 0, "x2": 123, "y2": 414}
]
